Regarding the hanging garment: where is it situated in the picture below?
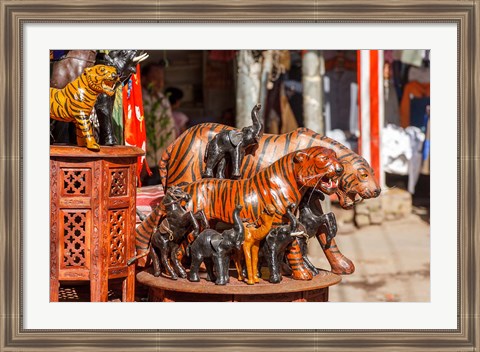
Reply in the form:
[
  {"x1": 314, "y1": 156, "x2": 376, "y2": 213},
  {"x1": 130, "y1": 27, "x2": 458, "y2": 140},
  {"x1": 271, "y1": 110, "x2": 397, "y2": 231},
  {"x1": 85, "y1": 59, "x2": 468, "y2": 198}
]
[
  {"x1": 385, "y1": 80, "x2": 400, "y2": 126},
  {"x1": 401, "y1": 50, "x2": 426, "y2": 67},
  {"x1": 382, "y1": 124, "x2": 411, "y2": 175},
  {"x1": 421, "y1": 115, "x2": 430, "y2": 175},
  {"x1": 410, "y1": 97, "x2": 430, "y2": 130},
  {"x1": 111, "y1": 84, "x2": 124, "y2": 145},
  {"x1": 408, "y1": 66, "x2": 430, "y2": 84},
  {"x1": 399, "y1": 81, "x2": 430, "y2": 128},
  {"x1": 381, "y1": 124, "x2": 425, "y2": 194},
  {"x1": 323, "y1": 70, "x2": 357, "y2": 132},
  {"x1": 406, "y1": 126, "x2": 426, "y2": 194}
]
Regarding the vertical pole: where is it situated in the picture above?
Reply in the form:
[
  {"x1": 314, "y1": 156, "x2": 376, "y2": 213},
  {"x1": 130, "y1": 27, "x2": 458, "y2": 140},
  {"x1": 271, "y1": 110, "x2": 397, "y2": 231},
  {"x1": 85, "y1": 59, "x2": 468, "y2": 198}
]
[
  {"x1": 378, "y1": 50, "x2": 385, "y2": 188},
  {"x1": 302, "y1": 51, "x2": 324, "y2": 134},
  {"x1": 370, "y1": 50, "x2": 380, "y2": 182},
  {"x1": 303, "y1": 50, "x2": 330, "y2": 214},
  {"x1": 259, "y1": 50, "x2": 273, "y2": 120},
  {"x1": 358, "y1": 50, "x2": 384, "y2": 185},
  {"x1": 236, "y1": 51, "x2": 261, "y2": 128}
]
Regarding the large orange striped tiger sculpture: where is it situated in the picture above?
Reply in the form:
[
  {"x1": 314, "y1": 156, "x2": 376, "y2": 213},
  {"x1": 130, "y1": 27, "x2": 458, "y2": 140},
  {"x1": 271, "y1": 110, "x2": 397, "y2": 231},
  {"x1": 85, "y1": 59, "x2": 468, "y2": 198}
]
[
  {"x1": 159, "y1": 123, "x2": 381, "y2": 275},
  {"x1": 50, "y1": 64, "x2": 118, "y2": 151},
  {"x1": 179, "y1": 146, "x2": 344, "y2": 280}
]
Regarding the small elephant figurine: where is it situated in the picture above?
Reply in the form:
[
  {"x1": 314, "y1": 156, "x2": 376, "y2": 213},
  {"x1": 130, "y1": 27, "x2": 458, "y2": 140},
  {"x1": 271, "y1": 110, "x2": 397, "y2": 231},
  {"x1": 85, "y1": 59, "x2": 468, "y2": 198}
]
[
  {"x1": 259, "y1": 203, "x2": 299, "y2": 284},
  {"x1": 298, "y1": 189, "x2": 338, "y2": 275},
  {"x1": 188, "y1": 205, "x2": 244, "y2": 285},
  {"x1": 202, "y1": 104, "x2": 263, "y2": 179}
]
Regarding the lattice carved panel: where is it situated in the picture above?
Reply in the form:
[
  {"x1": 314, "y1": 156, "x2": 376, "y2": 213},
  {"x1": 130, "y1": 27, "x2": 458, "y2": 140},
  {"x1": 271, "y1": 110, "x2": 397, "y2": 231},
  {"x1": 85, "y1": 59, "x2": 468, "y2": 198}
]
[
  {"x1": 62, "y1": 168, "x2": 90, "y2": 196},
  {"x1": 109, "y1": 209, "x2": 127, "y2": 267},
  {"x1": 110, "y1": 169, "x2": 128, "y2": 197},
  {"x1": 62, "y1": 211, "x2": 87, "y2": 267}
]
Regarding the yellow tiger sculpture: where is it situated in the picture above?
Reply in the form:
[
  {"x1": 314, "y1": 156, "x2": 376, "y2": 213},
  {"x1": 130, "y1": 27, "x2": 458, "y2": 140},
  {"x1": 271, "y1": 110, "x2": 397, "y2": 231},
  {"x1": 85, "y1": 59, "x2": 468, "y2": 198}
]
[{"x1": 49, "y1": 64, "x2": 118, "y2": 151}]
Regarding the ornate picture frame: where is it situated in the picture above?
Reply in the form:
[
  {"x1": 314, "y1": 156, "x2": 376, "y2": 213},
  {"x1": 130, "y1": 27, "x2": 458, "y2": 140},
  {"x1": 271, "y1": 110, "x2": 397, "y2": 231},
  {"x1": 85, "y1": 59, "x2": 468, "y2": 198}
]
[{"x1": 1, "y1": 1, "x2": 478, "y2": 350}]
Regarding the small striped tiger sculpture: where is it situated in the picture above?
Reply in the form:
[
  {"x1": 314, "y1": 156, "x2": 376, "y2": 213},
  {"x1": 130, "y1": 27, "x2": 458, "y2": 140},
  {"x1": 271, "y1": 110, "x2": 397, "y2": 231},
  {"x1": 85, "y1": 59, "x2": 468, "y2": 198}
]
[{"x1": 49, "y1": 64, "x2": 118, "y2": 151}]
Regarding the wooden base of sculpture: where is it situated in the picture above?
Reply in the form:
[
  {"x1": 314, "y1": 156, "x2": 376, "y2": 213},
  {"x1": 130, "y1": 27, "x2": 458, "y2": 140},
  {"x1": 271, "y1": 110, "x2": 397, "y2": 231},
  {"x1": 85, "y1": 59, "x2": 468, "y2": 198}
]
[
  {"x1": 50, "y1": 145, "x2": 144, "y2": 302},
  {"x1": 137, "y1": 269, "x2": 341, "y2": 302}
]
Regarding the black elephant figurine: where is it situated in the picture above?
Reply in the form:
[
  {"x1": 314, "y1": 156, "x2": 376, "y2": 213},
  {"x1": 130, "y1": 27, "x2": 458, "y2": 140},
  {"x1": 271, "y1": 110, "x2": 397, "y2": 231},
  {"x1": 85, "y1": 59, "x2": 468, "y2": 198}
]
[
  {"x1": 258, "y1": 203, "x2": 299, "y2": 284},
  {"x1": 202, "y1": 104, "x2": 263, "y2": 179},
  {"x1": 149, "y1": 186, "x2": 208, "y2": 279},
  {"x1": 188, "y1": 205, "x2": 244, "y2": 285},
  {"x1": 94, "y1": 50, "x2": 149, "y2": 145},
  {"x1": 298, "y1": 188, "x2": 338, "y2": 276}
]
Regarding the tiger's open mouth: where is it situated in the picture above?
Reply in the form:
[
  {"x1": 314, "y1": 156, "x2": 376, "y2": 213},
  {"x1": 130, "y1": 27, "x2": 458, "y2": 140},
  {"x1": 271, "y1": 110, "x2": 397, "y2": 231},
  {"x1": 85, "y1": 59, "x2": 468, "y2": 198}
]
[
  {"x1": 336, "y1": 190, "x2": 363, "y2": 209},
  {"x1": 102, "y1": 79, "x2": 117, "y2": 96},
  {"x1": 318, "y1": 175, "x2": 339, "y2": 195}
]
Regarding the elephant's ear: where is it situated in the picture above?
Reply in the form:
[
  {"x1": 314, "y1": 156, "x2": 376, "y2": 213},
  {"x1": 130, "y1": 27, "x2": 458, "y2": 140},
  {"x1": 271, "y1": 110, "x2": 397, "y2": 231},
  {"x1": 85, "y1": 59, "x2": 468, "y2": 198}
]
[
  {"x1": 228, "y1": 130, "x2": 243, "y2": 147},
  {"x1": 211, "y1": 236, "x2": 223, "y2": 252}
]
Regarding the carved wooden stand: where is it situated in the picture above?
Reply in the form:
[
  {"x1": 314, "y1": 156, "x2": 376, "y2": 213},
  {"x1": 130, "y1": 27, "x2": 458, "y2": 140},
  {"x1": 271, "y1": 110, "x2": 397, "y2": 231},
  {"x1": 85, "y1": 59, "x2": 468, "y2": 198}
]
[
  {"x1": 137, "y1": 269, "x2": 341, "y2": 302},
  {"x1": 50, "y1": 145, "x2": 144, "y2": 302}
]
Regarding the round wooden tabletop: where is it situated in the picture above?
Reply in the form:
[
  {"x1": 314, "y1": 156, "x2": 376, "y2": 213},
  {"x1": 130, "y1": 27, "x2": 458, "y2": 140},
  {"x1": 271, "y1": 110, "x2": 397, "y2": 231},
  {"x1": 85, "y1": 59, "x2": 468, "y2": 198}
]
[{"x1": 137, "y1": 268, "x2": 341, "y2": 296}]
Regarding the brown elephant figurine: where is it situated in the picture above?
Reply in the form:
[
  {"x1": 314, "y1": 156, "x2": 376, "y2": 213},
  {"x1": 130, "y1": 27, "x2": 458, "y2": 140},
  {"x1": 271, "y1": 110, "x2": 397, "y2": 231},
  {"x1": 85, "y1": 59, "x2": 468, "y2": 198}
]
[{"x1": 237, "y1": 204, "x2": 277, "y2": 285}]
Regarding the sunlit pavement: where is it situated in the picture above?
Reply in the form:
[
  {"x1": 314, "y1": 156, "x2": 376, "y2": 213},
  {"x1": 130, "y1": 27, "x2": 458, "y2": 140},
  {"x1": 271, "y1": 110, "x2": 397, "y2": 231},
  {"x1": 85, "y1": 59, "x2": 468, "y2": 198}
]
[{"x1": 307, "y1": 212, "x2": 430, "y2": 302}]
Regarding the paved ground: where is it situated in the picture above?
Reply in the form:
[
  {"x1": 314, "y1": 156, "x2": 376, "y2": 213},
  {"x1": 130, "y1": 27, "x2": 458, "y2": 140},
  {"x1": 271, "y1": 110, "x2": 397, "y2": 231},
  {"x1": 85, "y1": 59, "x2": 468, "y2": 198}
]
[{"x1": 306, "y1": 211, "x2": 430, "y2": 302}]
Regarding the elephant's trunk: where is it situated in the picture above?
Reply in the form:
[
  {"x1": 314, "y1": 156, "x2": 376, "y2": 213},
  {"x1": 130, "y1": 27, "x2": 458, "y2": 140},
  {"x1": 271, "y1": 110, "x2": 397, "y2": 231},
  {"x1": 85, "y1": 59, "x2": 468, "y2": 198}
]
[
  {"x1": 232, "y1": 205, "x2": 244, "y2": 247},
  {"x1": 251, "y1": 103, "x2": 263, "y2": 138},
  {"x1": 286, "y1": 206, "x2": 298, "y2": 233}
]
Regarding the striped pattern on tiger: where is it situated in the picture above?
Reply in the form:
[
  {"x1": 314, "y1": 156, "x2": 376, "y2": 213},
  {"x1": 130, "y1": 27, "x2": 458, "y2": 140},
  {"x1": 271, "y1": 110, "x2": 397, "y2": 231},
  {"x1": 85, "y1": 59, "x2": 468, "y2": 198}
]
[
  {"x1": 159, "y1": 124, "x2": 380, "y2": 209},
  {"x1": 49, "y1": 64, "x2": 118, "y2": 151},
  {"x1": 179, "y1": 146, "x2": 344, "y2": 280}
]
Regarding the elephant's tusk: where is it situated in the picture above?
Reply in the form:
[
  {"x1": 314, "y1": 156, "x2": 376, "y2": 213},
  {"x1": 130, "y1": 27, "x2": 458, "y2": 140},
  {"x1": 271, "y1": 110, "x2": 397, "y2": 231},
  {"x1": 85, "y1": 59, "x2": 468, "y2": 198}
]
[
  {"x1": 290, "y1": 231, "x2": 305, "y2": 237},
  {"x1": 133, "y1": 53, "x2": 149, "y2": 62}
]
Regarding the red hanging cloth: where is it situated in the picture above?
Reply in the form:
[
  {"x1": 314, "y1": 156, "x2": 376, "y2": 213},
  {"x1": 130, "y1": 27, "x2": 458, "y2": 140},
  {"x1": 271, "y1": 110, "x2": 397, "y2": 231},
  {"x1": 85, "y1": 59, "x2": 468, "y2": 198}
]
[{"x1": 123, "y1": 64, "x2": 151, "y2": 186}]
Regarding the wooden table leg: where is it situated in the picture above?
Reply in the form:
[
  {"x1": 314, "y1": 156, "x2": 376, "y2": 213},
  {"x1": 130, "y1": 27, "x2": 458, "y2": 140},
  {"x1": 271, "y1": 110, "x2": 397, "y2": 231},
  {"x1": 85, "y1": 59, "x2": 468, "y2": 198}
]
[
  {"x1": 50, "y1": 280, "x2": 59, "y2": 302},
  {"x1": 123, "y1": 264, "x2": 135, "y2": 302}
]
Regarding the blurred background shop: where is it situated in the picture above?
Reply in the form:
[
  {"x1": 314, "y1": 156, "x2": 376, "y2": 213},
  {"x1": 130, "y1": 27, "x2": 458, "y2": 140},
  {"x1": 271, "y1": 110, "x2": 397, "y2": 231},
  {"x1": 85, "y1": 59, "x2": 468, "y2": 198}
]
[{"x1": 137, "y1": 50, "x2": 430, "y2": 208}]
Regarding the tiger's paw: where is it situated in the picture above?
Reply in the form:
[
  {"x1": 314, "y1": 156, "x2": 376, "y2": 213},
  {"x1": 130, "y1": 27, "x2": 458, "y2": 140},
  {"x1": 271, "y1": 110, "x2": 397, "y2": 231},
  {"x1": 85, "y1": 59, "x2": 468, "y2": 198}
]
[
  {"x1": 330, "y1": 256, "x2": 355, "y2": 275},
  {"x1": 86, "y1": 142, "x2": 100, "y2": 151},
  {"x1": 83, "y1": 137, "x2": 100, "y2": 151},
  {"x1": 291, "y1": 267, "x2": 313, "y2": 281}
]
